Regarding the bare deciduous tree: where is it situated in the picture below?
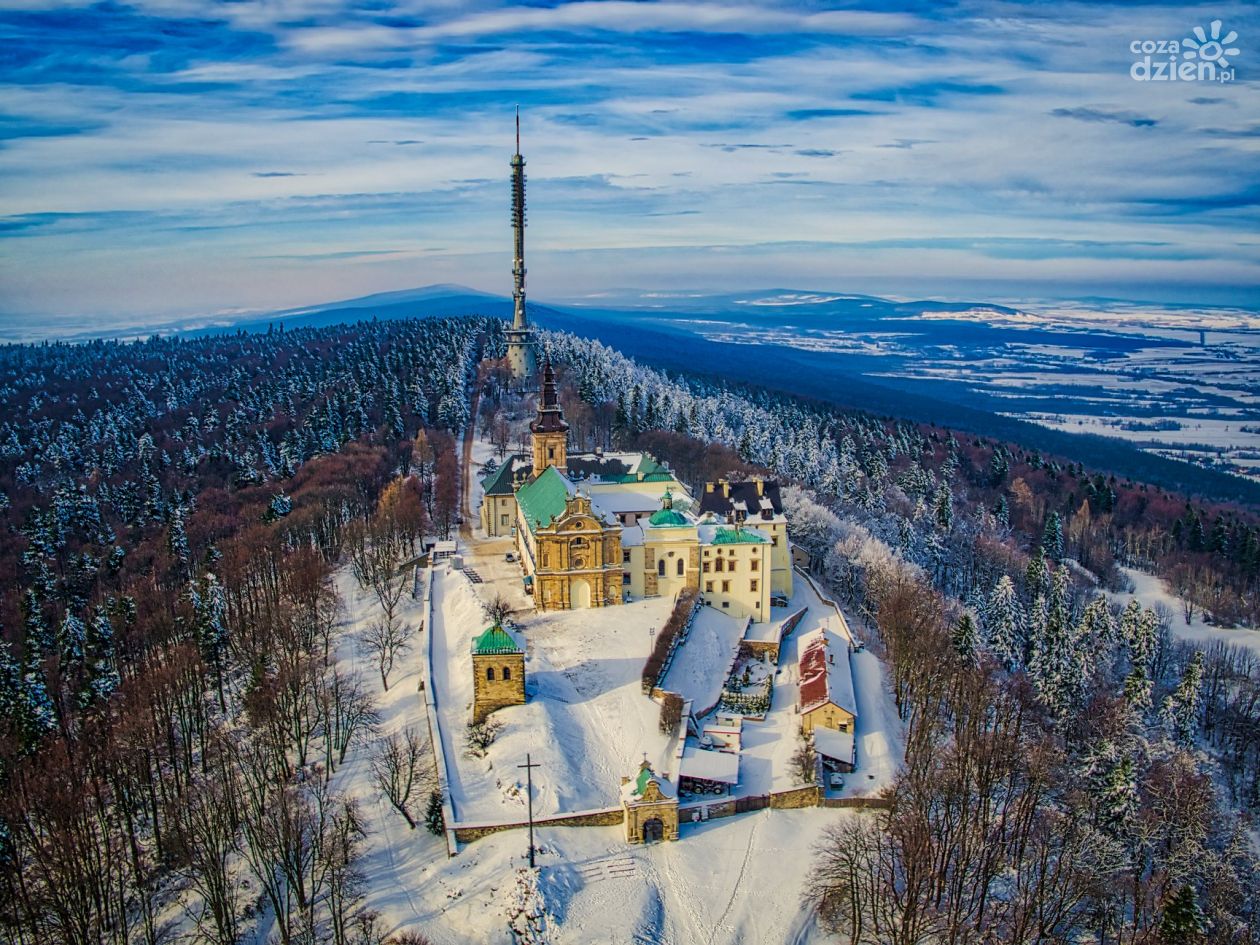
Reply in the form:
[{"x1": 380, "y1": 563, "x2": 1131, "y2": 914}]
[
  {"x1": 371, "y1": 728, "x2": 430, "y2": 830},
  {"x1": 360, "y1": 620, "x2": 410, "y2": 692},
  {"x1": 318, "y1": 668, "x2": 379, "y2": 776},
  {"x1": 481, "y1": 592, "x2": 514, "y2": 628}
]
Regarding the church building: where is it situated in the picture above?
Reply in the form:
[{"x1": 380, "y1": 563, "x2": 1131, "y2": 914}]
[{"x1": 480, "y1": 363, "x2": 791, "y2": 622}]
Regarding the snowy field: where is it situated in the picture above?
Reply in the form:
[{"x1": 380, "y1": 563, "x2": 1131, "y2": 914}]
[
  {"x1": 429, "y1": 564, "x2": 677, "y2": 823},
  {"x1": 1107, "y1": 566, "x2": 1260, "y2": 658},
  {"x1": 397, "y1": 808, "x2": 857, "y2": 945}
]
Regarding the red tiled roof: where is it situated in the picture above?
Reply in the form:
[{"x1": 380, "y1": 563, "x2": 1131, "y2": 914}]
[{"x1": 797, "y1": 629, "x2": 857, "y2": 717}]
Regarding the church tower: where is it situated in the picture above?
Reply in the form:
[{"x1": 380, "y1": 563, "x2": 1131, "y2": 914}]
[
  {"x1": 505, "y1": 110, "x2": 540, "y2": 385},
  {"x1": 530, "y1": 359, "x2": 568, "y2": 474}
]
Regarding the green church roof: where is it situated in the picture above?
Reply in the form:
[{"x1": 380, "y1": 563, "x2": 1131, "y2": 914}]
[
  {"x1": 481, "y1": 459, "x2": 521, "y2": 497},
  {"x1": 515, "y1": 465, "x2": 571, "y2": 533},
  {"x1": 712, "y1": 526, "x2": 767, "y2": 544},
  {"x1": 472, "y1": 623, "x2": 521, "y2": 655},
  {"x1": 634, "y1": 764, "x2": 656, "y2": 796}
]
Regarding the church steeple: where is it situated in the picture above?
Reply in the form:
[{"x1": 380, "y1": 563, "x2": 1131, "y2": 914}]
[
  {"x1": 530, "y1": 359, "x2": 568, "y2": 474},
  {"x1": 505, "y1": 108, "x2": 539, "y2": 385}
]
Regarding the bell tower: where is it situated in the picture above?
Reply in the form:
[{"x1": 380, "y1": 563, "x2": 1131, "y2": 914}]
[
  {"x1": 530, "y1": 359, "x2": 568, "y2": 474},
  {"x1": 505, "y1": 109, "x2": 540, "y2": 385}
]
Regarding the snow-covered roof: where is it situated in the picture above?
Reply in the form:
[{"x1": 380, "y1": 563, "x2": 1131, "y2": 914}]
[
  {"x1": 813, "y1": 726, "x2": 855, "y2": 765},
  {"x1": 798, "y1": 628, "x2": 857, "y2": 718},
  {"x1": 680, "y1": 746, "x2": 740, "y2": 784},
  {"x1": 620, "y1": 525, "x2": 644, "y2": 548},
  {"x1": 581, "y1": 489, "x2": 660, "y2": 514}
]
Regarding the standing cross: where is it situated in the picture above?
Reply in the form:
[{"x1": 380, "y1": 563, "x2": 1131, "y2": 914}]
[{"x1": 518, "y1": 753, "x2": 541, "y2": 868}]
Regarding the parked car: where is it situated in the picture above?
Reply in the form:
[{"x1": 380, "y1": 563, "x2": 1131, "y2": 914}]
[
  {"x1": 505, "y1": 551, "x2": 516, "y2": 562},
  {"x1": 829, "y1": 773, "x2": 845, "y2": 790}
]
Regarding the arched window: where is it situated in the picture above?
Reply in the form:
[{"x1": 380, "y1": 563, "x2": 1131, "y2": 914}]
[
  {"x1": 677, "y1": 558, "x2": 685, "y2": 576},
  {"x1": 502, "y1": 666, "x2": 512, "y2": 680},
  {"x1": 657, "y1": 559, "x2": 666, "y2": 576},
  {"x1": 486, "y1": 667, "x2": 495, "y2": 681}
]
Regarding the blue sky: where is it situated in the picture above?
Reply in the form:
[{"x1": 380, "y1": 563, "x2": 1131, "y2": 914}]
[{"x1": 1, "y1": 0, "x2": 1257, "y2": 336}]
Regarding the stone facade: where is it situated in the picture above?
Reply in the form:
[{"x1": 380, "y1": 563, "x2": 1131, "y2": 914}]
[
  {"x1": 470, "y1": 624, "x2": 526, "y2": 724},
  {"x1": 525, "y1": 492, "x2": 623, "y2": 610},
  {"x1": 623, "y1": 761, "x2": 679, "y2": 844}
]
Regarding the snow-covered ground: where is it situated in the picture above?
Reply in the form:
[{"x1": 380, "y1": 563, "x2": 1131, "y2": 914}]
[
  {"x1": 395, "y1": 808, "x2": 857, "y2": 945},
  {"x1": 1107, "y1": 566, "x2": 1260, "y2": 658},
  {"x1": 660, "y1": 607, "x2": 746, "y2": 713},
  {"x1": 305, "y1": 547, "x2": 907, "y2": 945},
  {"x1": 429, "y1": 564, "x2": 676, "y2": 822}
]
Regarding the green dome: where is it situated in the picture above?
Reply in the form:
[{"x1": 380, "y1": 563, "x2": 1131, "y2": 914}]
[
  {"x1": 649, "y1": 507, "x2": 688, "y2": 526},
  {"x1": 649, "y1": 487, "x2": 688, "y2": 526}
]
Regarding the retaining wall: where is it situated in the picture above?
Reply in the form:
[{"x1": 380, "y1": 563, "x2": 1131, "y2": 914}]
[{"x1": 452, "y1": 806, "x2": 625, "y2": 843}]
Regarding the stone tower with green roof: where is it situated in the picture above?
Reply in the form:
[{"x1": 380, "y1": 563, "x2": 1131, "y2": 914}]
[{"x1": 471, "y1": 622, "x2": 525, "y2": 723}]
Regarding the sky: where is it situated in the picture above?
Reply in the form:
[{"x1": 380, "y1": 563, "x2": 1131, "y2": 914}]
[{"x1": 1, "y1": 0, "x2": 1258, "y2": 338}]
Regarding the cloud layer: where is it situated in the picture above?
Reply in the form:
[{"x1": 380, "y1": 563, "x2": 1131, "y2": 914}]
[{"x1": 1, "y1": 0, "x2": 1257, "y2": 332}]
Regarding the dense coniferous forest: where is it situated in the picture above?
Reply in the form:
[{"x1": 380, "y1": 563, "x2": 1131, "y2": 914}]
[{"x1": 0, "y1": 314, "x2": 1256, "y2": 944}]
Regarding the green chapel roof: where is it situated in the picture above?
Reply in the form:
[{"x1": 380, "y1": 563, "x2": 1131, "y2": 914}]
[
  {"x1": 472, "y1": 623, "x2": 521, "y2": 655},
  {"x1": 515, "y1": 465, "x2": 571, "y2": 533},
  {"x1": 712, "y1": 526, "x2": 767, "y2": 545},
  {"x1": 634, "y1": 764, "x2": 655, "y2": 796}
]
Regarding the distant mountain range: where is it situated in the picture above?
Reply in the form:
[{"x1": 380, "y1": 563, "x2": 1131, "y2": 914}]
[
  {"x1": 27, "y1": 282, "x2": 1260, "y2": 506},
  {"x1": 208, "y1": 282, "x2": 1259, "y2": 506}
]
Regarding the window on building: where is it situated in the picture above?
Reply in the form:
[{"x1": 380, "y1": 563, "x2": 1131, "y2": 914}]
[
  {"x1": 623, "y1": 550, "x2": 632, "y2": 563},
  {"x1": 657, "y1": 559, "x2": 666, "y2": 576},
  {"x1": 750, "y1": 580, "x2": 758, "y2": 592},
  {"x1": 772, "y1": 535, "x2": 779, "y2": 546},
  {"x1": 501, "y1": 514, "x2": 509, "y2": 526},
  {"x1": 548, "y1": 447, "x2": 555, "y2": 460},
  {"x1": 715, "y1": 557, "x2": 725, "y2": 573},
  {"x1": 486, "y1": 667, "x2": 495, "y2": 681},
  {"x1": 623, "y1": 573, "x2": 631, "y2": 585},
  {"x1": 705, "y1": 581, "x2": 713, "y2": 593},
  {"x1": 503, "y1": 666, "x2": 511, "y2": 681},
  {"x1": 751, "y1": 558, "x2": 759, "y2": 572},
  {"x1": 722, "y1": 580, "x2": 730, "y2": 592},
  {"x1": 676, "y1": 558, "x2": 685, "y2": 576},
  {"x1": 722, "y1": 601, "x2": 730, "y2": 609},
  {"x1": 728, "y1": 559, "x2": 737, "y2": 572},
  {"x1": 703, "y1": 561, "x2": 710, "y2": 573}
]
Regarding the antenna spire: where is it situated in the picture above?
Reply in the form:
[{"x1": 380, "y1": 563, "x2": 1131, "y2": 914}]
[{"x1": 515, "y1": 105, "x2": 520, "y2": 154}]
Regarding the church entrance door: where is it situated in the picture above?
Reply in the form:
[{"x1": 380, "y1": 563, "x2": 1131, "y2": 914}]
[
  {"x1": 571, "y1": 578, "x2": 592, "y2": 609},
  {"x1": 642, "y1": 818, "x2": 664, "y2": 844}
]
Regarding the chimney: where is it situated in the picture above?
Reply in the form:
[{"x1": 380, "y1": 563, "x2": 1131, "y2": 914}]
[
  {"x1": 705, "y1": 482, "x2": 715, "y2": 494},
  {"x1": 721, "y1": 480, "x2": 730, "y2": 498},
  {"x1": 755, "y1": 478, "x2": 764, "y2": 496}
]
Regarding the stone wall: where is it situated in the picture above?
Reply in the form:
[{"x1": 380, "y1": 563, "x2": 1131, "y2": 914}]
[
  {"x1": 471, "y1": 651, "x2": 525, "y2": 723},
  {"x1": 452, "y1": 806, "x2": 625, "y2": 844},
  {"x1": 769, "y1": 784, "x2": 822, "y2": 809}
]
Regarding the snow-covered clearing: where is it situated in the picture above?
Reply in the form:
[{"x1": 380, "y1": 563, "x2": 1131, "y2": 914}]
[
  {"x1": 429, "y1": 564, "x2": 676, "y2": 822},
  {"x1": 1107, "y1": 566, "x2": 1260, "y2": 658}
]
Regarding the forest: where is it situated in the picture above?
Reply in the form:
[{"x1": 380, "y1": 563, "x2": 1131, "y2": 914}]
[{"x1": 0, "y1": 314, "x2": 1256, "y2": 944}]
